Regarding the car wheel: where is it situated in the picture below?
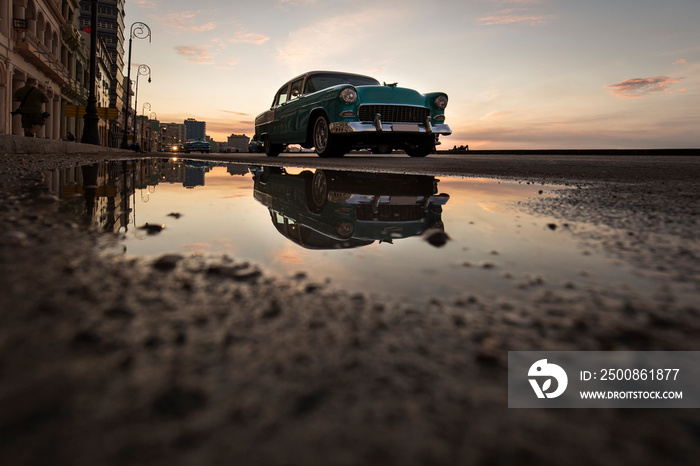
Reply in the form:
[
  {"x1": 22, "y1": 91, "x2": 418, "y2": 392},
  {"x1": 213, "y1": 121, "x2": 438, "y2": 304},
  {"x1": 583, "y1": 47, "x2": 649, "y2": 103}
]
[
  {"x1": 404, "y1": 136, "x2": 435, "y2": 157},
  {"x1": 372, "y1": 144, "x2": 393, "y2": 154},
  {"x1": 307, "y1": 170, "x2": 328, "y2": 213},
  {"x1": 313, "y1": 115, "x2": 345, "y2": 158},
  {"x1": 263, "y1": 135, "x2": 282, "y2": 157}
]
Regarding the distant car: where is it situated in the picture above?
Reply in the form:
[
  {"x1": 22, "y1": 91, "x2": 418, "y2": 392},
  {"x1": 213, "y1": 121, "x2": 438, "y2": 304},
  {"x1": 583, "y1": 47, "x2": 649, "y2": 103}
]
[
  {"x1": 249, "y1": 139, "x2": 264, "y2": 153},
  {"x1": 254, "y1": 71, "x2": 451, "y2": 158},
  {"x1": 185, "y1": 140, "x2": 210, "y2": 153},
  {"x1": 171, "y1": 144, "x2": 185, "y2": 153}
]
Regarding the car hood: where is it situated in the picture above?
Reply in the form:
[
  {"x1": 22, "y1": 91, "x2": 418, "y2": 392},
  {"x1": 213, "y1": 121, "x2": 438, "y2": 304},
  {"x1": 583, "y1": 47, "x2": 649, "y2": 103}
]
[{"x1": 356, "y1": 85, "x2": 426, "y2": 106}]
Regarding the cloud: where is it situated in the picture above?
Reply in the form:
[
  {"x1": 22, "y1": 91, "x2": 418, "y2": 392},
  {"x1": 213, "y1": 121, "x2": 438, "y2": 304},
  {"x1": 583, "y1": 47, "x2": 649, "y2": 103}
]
[
  {"x1": 480, "y1": 108, "x2": 528, "y2": 120},
  {"x1": 479, "y1": 10, "x2": 555, "y2": 25},
  {"x1": 673, "y1": 59, "x2": 687, "y2": 65},
  {"x1": 215, "y1": 59, "x2": 241, "y2": 70},
  {"x1": 219, "y1": 110, "x2": 250, "y2": 116},
  {"x1": 132, "y1": 0, "x2": 158, "y2": 9},
  {"x1": 165, "y1": 11, "x2": 216, "y2": 32},
  {"x1": 175, "y1": 45, "x2": 215, "y2": 64},
  {"x1": 279, "y1": 0, "x2": 317, "y2": 6},
  {"x1": 229, "y1": 32, "x2": 270, "y2": 45},
  {"x1": 605, "y1": 77, "x2": 682, "y2": 98},
  {"x1": 276, "y1": 6, "x2": 401, "y2": 71}
]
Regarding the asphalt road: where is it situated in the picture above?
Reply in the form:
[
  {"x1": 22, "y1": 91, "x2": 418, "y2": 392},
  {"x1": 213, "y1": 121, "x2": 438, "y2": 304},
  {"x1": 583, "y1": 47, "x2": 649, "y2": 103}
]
[
  {"x1": 1, "y1": 149, "x2": 699, "y2": 466},
  {"x1": 184, "y1": 151, "x2": 700, "y2": 182}
]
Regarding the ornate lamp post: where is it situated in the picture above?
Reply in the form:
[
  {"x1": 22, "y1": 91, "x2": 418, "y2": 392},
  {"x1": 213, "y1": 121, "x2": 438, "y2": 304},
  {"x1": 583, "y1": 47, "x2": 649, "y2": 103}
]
[
  {"x1": 121, "y1": 22, "x2": 151, "y2": 148},
  {"x1": 140, "y1": 102, "x2": 151, "y2": 149},
  {"x1": 81, "y1": 0, "x2": 100, "y2": 145},
  {"x1": 132, "y1": 65, "x2": 151, "y2": 150}
]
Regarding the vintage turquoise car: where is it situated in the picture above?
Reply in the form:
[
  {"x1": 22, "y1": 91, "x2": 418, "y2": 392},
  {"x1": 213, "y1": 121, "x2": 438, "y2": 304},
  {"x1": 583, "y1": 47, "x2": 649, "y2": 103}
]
[
  {"x1": 254, "y1": 71, "x2": 451, "y2": 158},
  {"x1": 185, "y1": 140, "x2": 210, "y2": 153}
]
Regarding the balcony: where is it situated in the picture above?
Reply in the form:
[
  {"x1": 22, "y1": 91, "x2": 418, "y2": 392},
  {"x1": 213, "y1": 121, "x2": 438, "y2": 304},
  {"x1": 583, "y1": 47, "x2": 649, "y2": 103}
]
[
  {"x1": 15, "y1": 32, "x2": 69, "y2": 87},
  {"x1": 61, "y1": 23, "x2": 83, "y2": 50}
]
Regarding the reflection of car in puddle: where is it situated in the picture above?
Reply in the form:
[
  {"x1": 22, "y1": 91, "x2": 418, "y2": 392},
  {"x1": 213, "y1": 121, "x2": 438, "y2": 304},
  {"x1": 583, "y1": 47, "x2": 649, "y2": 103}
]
[{"x1": 250, "y1": 166, "x2": 449, "y2": 249}]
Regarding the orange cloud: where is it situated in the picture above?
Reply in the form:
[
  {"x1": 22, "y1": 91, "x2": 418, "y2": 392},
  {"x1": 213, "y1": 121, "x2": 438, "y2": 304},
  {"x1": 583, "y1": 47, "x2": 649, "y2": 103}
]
[
  {"x1": 175, "y1": 45, "x2": 215, "y2": 64},
  {"x1": 165, "y1": 11, "x2": 216, "y2": 32},
  {"x1": 673, "y1": 59, "x2": 687, "y2": 65},
  {"x1": 479, "y1": 11, "x2": 554, "y2": 25},
  {"x1": 229, "y1": 32, "x2": 270, "y2": 45},
  {"x1": 605, "y1": 77, "x2": 682, "y2": 98}
]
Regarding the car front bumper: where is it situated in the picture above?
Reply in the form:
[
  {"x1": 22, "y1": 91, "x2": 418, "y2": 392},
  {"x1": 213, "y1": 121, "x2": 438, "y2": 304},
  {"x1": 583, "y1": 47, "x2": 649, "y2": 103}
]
[{"x1": 329, "y1": 121, "x2": 452, "y2": 136}]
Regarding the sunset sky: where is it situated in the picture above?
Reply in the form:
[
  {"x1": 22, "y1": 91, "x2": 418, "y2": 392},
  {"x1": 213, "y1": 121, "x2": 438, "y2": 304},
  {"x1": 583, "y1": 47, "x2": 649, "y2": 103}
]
[{"x1": 127, "y1": 0, "x2": 699, "y2": 149}]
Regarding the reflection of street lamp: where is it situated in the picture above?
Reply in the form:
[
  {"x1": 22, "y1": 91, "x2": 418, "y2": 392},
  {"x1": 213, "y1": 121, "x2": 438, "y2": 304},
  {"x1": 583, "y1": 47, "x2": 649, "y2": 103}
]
[
  {"x1": 132, "y1": 64, "x2": 151, "y2": 149},
  {"x1": 82, "y1": 0, "x2": 100, "y2": 145},
  {"x1": 122, "y1": 22, "x2": 151, "y2": 148}
]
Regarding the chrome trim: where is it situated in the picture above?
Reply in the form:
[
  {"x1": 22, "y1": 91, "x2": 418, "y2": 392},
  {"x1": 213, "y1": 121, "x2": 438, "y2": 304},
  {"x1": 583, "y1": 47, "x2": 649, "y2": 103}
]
[
  {"x1": 329, "y1": 122, "x2": 452, "y2": 135},
  {"x1": 374, "y1": 113, "x2": 382, "y2": 132},
  {"x1": 425, "y1": 116, "x2": 433, "y2": 134}
]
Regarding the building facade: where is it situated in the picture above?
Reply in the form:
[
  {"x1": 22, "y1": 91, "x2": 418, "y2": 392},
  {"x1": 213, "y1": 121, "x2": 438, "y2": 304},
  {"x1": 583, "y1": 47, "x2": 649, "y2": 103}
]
[
  {"x1": 79, "y1": 0, "x2": 125, "y2": 146},
  {"x1": 0, "y1": 0, "x2": 126, "y2": 142},
  {"x1": 160, "y1": 121, "x2": 185, "y2": 150},
  {"x1": 227, "y1": 133, "x2": 249, "y2": 152},
  {"x1": 184, "y1": 117, "x2": 205, "y2": 141}
]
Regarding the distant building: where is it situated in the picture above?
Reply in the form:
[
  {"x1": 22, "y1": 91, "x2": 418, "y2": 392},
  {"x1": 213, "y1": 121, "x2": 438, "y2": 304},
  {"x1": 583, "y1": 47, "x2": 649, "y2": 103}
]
[
  {"x1": 184, "y1": 118, "x2": 206, "y2": 141},
  {"x1": 79, "y1": 0, "x2": 126, "y2": 144},
  {"x1": 227, "y1": 134, "x2": 250, "y2": 152},
  {"x1": 161, "y1": 122, "x2": 186, "y2": 149}
]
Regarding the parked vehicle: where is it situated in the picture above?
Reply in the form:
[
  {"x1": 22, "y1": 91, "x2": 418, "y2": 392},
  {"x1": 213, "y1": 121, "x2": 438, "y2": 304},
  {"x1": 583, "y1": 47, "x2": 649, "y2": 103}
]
[
  {"x1": 185, "y1": 140, "x2": 210, "y2": 153},
  {"x1": 254, "y1": 71, "x2": 451, "y2": 158}
]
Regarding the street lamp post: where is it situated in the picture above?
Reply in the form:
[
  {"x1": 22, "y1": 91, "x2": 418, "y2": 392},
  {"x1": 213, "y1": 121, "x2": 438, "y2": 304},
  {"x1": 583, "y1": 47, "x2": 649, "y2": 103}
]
[
  {"x1": 132, "y1": 65, "x2": 151, "y2": 150},
  {"x1": 140, "y1": 102, "x2": 151, "y2": 150},
  {"x1": 121, "y1": 22, "x2": 151, "y2": 149},
  {"x1": 81, "y1": 0, "x2": 100, "y2": 145}
]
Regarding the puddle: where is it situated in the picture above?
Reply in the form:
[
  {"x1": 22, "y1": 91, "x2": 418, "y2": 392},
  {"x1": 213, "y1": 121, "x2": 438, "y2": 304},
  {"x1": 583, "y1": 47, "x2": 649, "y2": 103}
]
[{"x1": 36, "y1": 158, "x2": 690, "y2": 305}]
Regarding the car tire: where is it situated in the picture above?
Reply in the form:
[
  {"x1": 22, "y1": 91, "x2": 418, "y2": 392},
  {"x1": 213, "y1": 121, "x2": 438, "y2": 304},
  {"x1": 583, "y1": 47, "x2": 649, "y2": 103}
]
[
  {"x1": 263, "y1": 135, "x2": 282, "y2": 157},
  {"x1": 404, "y1": 136, "x2": 435, "y2": 157},
  {"x1": 313, "y1": 115, "x2": 345, "y2": 158},
  {"x1": 372, "y1": 144, "x2": 393, "y2": 154},
  {"x1": 307, "y1": 169, "x2": 329, "y2": 213}
]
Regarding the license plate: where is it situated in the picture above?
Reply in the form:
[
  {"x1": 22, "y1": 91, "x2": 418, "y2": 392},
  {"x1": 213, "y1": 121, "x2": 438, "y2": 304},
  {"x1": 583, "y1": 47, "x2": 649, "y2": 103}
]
[
  {"x1": 391, "y1": 123, "x2": 420, "y2": 132},
  {"x1": 389, "y1": 196, "x2": 417, "y2": 205}
]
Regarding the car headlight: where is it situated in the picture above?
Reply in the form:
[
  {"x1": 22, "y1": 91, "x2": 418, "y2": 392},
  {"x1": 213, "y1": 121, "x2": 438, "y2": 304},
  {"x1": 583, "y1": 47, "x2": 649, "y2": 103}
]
[
  {"x1": 434, "y1": 95, "x2": 448, "y2": 109},
  {"x1": 339, "y1": 87, "x2": 358, "y2": 104}
]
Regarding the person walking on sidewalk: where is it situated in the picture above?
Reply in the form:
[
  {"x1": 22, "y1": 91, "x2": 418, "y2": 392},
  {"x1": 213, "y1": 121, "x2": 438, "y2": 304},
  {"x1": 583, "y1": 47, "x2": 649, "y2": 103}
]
[{"x1": 13, "y1": 77, "x2": 50, "y2": 137}]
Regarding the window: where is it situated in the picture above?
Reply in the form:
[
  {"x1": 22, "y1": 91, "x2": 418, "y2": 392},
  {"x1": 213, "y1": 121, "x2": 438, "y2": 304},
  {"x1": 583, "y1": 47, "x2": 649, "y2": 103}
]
[
  {"x1": 274, "y1": 84, "x2": 289, "y2": 107},
  {"x1": 289, "y1": 78, "x2": 303, "y2": 100},
  {"x1": 304, "y1": 73, "x2": 379, "y2": 94}
]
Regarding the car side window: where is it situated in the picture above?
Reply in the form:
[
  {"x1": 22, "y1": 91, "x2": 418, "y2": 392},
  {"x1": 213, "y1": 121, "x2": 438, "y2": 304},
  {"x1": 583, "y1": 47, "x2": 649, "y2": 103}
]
[
  {"x1": 289, "y1": 79, "x2": 304, "y2": 100},
  {"x1": 274, "y1": 85, "x2": 289, "y2": 107}
]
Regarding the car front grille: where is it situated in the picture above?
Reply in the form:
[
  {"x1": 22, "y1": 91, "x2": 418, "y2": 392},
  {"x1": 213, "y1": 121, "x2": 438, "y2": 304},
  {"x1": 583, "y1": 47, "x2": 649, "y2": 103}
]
[
  {"x1": 358, "y1": 105, "x2": 430, "y2": 123},
  {"x1": 355, "y1": 204, "x2": 425, "y2": 222}
]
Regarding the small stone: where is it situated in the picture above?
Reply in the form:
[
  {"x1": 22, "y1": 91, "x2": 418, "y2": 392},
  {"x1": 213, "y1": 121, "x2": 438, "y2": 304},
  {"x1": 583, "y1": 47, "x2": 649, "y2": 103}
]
[
  {"x1": 423, "y1": 228, "x2": 450, "y2": 247},
  {"x1": 153, "y1": 254, "x2": 183, "y2": 271}
]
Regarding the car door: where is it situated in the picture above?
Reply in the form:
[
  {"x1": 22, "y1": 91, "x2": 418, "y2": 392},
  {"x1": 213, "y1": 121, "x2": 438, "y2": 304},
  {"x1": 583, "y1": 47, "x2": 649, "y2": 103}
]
[
  {"x1": 277, "y1": 77, "x2": 305, "y2": 143},
  {"x1": 266, "y1": 84, "x2": 290, "y2": 144}
]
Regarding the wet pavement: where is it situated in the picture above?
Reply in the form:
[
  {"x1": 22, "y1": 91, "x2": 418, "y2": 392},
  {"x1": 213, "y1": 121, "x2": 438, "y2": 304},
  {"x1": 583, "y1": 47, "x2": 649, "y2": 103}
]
[
  {"x1": 79, "y1": 158, "x2": 695, "y2": 310},
  {"x1": 1, "y1": 152, "x2": 699, "y2": 466}
]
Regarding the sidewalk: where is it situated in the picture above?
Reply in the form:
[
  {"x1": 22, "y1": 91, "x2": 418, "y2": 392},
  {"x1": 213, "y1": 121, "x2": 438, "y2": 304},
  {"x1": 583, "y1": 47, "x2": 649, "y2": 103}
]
[{"x1": 0, "y1": 133, "x2": 134, "y2": 156}]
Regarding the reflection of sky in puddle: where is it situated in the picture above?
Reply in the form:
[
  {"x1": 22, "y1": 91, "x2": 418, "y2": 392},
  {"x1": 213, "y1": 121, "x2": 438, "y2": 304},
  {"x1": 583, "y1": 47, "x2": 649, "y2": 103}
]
[{"x1": 112, "y1": 164, "x2": 660, "y2": 304}]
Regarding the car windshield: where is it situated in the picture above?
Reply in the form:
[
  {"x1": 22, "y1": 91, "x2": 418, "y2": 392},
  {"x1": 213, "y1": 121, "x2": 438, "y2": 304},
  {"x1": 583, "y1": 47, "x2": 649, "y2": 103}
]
[{"x1": 304, "y1": 74, "x2": 380, "y2": 94}]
